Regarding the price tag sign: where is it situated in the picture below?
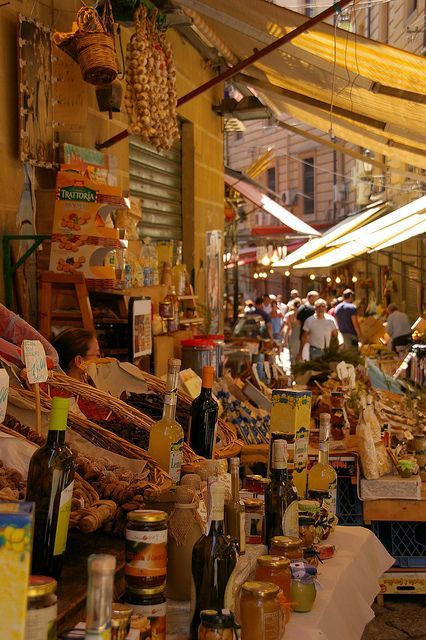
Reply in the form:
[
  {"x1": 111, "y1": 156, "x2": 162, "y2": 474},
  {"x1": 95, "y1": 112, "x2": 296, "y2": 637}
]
[
  {"x1": 22, "y1": 340, "x2": 48, "y2": 384},
  {"x1": 0, "y1": 369, "x2": 9, "y2": 422}
]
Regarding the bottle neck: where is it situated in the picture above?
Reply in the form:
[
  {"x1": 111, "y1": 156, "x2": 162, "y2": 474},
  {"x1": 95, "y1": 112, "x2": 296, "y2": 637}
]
[
  {"x1": 163, "y1": 367, "x2": 180, "y2": 421},
  {"x1": 318, "y1": 440, "x2": 330, "y2": 466},
  {"x1": 200, "y1": 385, "x2": 212, "y2": 398},
  {"x1": 209, "y1": 518, "x2": 224, "y2": 536},
  {"x1": 47, "y1": 429, "x2": 66, "y2": 445},
  {"x1": 231, "y1": 465, "x2": 239, "y2": 501}
]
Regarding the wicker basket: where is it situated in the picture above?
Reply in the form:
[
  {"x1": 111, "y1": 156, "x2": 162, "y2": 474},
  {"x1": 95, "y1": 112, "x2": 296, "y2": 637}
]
[{"x1": 76, "y1": 32, "x2": 118, "y2": 85}]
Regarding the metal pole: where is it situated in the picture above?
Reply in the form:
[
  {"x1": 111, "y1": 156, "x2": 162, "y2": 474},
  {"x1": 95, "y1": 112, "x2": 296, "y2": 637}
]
[{"x1": 96, "y1": 0, "x2": 352, "y2": 150}]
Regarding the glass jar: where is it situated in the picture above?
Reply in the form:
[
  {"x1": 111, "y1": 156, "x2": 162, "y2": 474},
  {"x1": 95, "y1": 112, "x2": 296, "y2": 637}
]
[
  {"x1": 255, "y1": 556, "x2": 291, "y2": 622},
  {"x1": 270, "y1": 536, "x2": 302, "y2": 561},
  {"x1": 198, "y1": 609, "x2": 237, "y2": 640},
  {"x1": 244, "y1": 475, "x2": 263, "y2": 495},
  {"x1": 302, "y1": 546, "x2": 319, "y2": 567},
  {"x1": 240, "y1": 581, "x2": 282, "y2": 640},
  {"x1": 298, "y1": 516, "x2": 316, "y2": 547},
  {"x1": 125, "y1": 584, "x2": 166, "y2": 640},
  {"x1": 243, "y1": 498, "x2": 264, "y2": 544},
  {"x1": 330, "y1": 390, "x2": 344, "y2": 409},
  {"x1": 125, "y1": 510, "x2": 168, "y2": 589},
  {"x1": 111, "y1": 603, "x2": 133, "y2": 640},
  {"x1": 25, "y1": 576, "x2": 57, "y2": 640},
  {"x1": 291, "y1": 577, "x2": 317, "y2": 612}
]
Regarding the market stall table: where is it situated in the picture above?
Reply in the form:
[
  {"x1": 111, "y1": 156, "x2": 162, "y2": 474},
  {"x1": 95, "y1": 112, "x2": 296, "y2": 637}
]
[{"x1": 285, "y1": 526, "x2": 393, "y2": 640}]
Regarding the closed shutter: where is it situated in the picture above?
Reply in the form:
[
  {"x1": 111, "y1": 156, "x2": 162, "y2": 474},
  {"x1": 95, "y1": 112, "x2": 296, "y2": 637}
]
[
  {"x1": 129, "y1": 135, "x2": 182, "y2": 241},
  {"x1": 403, "y1": 262, "x2": 420, "y2": 320}
]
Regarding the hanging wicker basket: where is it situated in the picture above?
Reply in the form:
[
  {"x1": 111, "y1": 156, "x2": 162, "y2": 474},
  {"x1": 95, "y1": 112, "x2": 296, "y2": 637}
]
[{"x1": 75, "y1": 3, "x2": 118, "y2": 86}]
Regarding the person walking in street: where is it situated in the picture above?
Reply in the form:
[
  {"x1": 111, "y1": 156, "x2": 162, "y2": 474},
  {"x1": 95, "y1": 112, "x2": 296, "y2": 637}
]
[
  {"x1": 263, "y1": 294, "x2": 272, "y2": 315},
  {"x1": 247, "y1": 297, "x2": 273, "y2": 339},
  {"x1": 386, "y1": 303, "x2": 412, "y2": 352},
  {"x1": 296, "y1": 290, "x2": 319, "y2": 333},
  {"x1": 298, "y1": 298, "x2": 338, "y2": 361},
  {"x1": 284, "y1": 297, "x2": 301, "y2": 365},
  {"x1": 270, "y1": 299, "x2": 284, "y2": 347},
  {"x1": 334, "y1": 289, "x2": 362, "y2": 351},
  {"x1": 276, "y1": 294, "x2": 287, "y2": 315}
]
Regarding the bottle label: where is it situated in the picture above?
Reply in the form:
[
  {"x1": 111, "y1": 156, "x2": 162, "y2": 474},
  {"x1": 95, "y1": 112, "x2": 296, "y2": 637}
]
[
  {"x1": 25, "y1": 603, "x2": 57, "y2": 640},
  {"x1": 164, "y1": 390, "x2": 177, "y2": 406},
  {"x1": 125, "y1": 529, "x2": 167, "y2": 579},
  {"x1": 85, "y1": 629, "x2": 111, "y2": 640},
  {"x1": 324, "y1": 481, "x2": 337, "y2": 517},
  {"x1": 239, "y1": 510, "x2": 246, "y2": 553},
  {"x1": 282, "y1": 499, "x2": 298, "y2": 538},
  {"x1": 169, "y1": 437, "x2": 183, "y2": 483},
  {"x1": 130, "y1": 602, "x2": 166, "y2": 640},
  {"x1": 245, "y1": 511, "x2": 263, "y2": 544},
  {"x1": 53, "y1": 479, "x2": 74, "y2": 556},
  {"x1": 272, "y1": 440, "x2": 288, "y2": 470},
  {"x1": 262, "y1": 609, "x2": 281, "y2": 639},
  {"x1": 319, "y1": 442, "x2": 328, "y2": 452}
]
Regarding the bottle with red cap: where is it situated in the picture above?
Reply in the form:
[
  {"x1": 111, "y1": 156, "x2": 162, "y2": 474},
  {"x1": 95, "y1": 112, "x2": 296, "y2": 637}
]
[{"x1": 188, "y1": 365, "x2": 219, "y2": 459}]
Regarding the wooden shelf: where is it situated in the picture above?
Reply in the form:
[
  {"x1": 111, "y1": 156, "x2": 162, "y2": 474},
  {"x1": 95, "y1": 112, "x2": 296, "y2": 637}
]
[
  {"x1": 179, "y1": 318, "x2": 204, "y2": 325},
  {"x1": 178, "y1": 295, "x2": 198, "y2": 300}
]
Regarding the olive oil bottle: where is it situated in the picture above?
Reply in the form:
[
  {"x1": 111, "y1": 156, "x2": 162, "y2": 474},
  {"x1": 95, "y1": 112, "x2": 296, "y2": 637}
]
[{"x1": 26, "y1": 396, "x2": 75, "y2": 579}]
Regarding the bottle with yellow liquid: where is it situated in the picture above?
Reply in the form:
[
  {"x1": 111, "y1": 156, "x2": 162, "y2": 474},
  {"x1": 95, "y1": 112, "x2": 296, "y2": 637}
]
[
  {"x1": 148, "y1": 358, "x2": 184, "y2": 483},
  {"x1": 172, "y1": 241, "x2": 187, "y2": 296},
  {"x1": 308, "y1": 413, "x2": 337, "y2": 516}
]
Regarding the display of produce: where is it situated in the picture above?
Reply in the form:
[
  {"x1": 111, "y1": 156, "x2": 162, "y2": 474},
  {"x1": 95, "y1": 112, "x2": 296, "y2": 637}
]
[
  {"x1": 124, "y1": 6, "x2": 179, "y2": 150},
  {"x1": 26, "y1": 397, "x2": 75, "y2": 579},
  {"x1": 215, "y1": 383, "x2": 270, "y2": 445},
  {"x1": 189, "y1": 365, "x2": 219, "y2": 459},
  {"x1": 148, "y1": 359, "x2": 184, "y2": 483}
]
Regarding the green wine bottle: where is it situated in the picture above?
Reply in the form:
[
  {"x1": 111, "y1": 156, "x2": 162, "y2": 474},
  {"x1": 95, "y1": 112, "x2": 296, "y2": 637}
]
[
  {"x1": 265, "y1": 438, "x2": 298, "y2": 547},
  {"x1": 26, "y1": 396, "x2": 75, "y2": 579}
]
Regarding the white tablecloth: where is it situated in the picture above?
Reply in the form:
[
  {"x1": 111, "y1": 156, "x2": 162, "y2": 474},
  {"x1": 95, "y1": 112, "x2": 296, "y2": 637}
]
[
  {"x1": 167, "y1": 526, "x2": 394, "y2": 640},
  {"x1": 285, "y1": 526, "x2": 394, "y2": 640}
]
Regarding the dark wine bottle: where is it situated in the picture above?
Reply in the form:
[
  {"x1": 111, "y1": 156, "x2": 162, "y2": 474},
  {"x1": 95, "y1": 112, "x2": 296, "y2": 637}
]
[
  {"x1": 26, "y1": 396, "x2": 75, "y2": 579},
  {"x1": 224, "y1": 457, "x2": 246, "y2": 555},
  {"x1": 188, "y1": 365, "x2": 218, "y2": 458},
  {"x1": 190, "y1": 483, "x2": 237, "y2": 640},
  {"x1": 265, "y1": 437, "x2": 298, "y2": 548}
]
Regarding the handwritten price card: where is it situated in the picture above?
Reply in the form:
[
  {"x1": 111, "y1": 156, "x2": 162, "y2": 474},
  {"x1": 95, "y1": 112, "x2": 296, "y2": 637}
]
[
  {"x1": 0, "y1": 369, "x2": 9, "y2": 422},
  {"x1": 22, "y1": 340, "x2": 48, "y2": 384}
]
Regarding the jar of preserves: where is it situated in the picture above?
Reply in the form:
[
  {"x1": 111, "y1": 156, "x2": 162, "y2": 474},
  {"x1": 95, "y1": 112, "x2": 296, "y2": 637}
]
[
  {"x1": 298, "y1": 516, "x2": 316, "y2": 547},
  {"x1": 255, "y1": 556, "x2": 291, "y2": 622},
  {"x1": 330, "y1": 390, "x2": 344, "y2": 409},
  {"x1": 24, "y1": 576, "x2": 57, "y2": 640},
  {"x1": 198, "y1": 609, "x2": 238, "y2": 640},
  {"x1": 291, "y1": 576, "x2": 317, "y2": 612},
  {"x1": 125, "y1": 510, "x2": 168, "y2": 589},
  {"x1": 125, "y1": 584, "x2": 166, "y2": 640},
  {"x1": 243, "y1": 498, "x2": 264, "y2": 544},
  {"x1": 244, "y1": 475, "x2": 263, "y2": 495},
  {"x1": 302, "y1": 546, "x2": 319, "y2": 567},
  {"x1": 270, "y1": 536, "x2": 302, "y2": 561},
  {"x1": 111, "y1": 603, "x2": 133, "y2": 640},
  {"x1": 240, "y1": 581, "x2": 282, "y2": 640}
]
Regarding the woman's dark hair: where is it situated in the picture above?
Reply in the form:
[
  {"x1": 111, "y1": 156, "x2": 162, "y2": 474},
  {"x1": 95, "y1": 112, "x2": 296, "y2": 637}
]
[{"x1": 52, "y1": 328, "x2": 95, "y2": 373}]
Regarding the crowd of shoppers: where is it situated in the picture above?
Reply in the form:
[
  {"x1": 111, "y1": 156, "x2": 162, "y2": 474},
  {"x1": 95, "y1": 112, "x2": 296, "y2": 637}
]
[{"x1": 242, "y1": 286, "x2": 413, "y2": 367}]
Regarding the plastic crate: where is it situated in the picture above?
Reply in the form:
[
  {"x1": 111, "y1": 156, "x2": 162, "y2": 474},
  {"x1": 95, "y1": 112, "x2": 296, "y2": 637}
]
[
  {"x1": 371, "y1": 521, "x2": 426, "y2": 568},
  {"x1": 336, "y1": 476, "x2": 363, "y2": 526}
]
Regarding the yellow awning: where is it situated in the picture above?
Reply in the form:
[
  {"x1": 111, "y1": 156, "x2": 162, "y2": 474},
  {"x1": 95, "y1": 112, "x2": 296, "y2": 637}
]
[
  {"x1": 292, "y1": 196, "x2": 426, "y2": 269},
  {"x1": 176, "y1": 0, "x2": 426, "y2": 168}
]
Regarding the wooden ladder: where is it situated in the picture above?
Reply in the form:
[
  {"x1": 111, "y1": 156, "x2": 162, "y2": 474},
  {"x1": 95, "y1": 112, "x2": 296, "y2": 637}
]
[{"x1": 38, "y1": 271, "x2": 95, "y2": 339}]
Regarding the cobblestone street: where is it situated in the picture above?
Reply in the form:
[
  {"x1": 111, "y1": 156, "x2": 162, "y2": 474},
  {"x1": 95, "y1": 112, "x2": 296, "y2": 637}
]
[{"x1": 362, "y1": 598, "x2": 426, "y2": 640}]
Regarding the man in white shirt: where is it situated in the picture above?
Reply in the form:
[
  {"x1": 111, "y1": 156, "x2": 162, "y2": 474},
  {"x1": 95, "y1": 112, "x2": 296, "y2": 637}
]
[
  {"x1": 386, "y1": 303, "x2": 412, "y2": 351},
  {"x1": 298, "y1": 298, "x2": 338, "y2": 361},
  {"x1": 276, "y1": 294, "x2": 287, "y2": 315}
]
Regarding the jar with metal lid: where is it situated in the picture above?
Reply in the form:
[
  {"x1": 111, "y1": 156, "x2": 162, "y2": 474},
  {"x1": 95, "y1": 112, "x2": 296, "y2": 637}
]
[
  {"x1": 125, "y1": 584, "x2": 166, "y2": 640},
  {"x1": 290, "y1": 564, "x2": 318, "y2": 613},
  {"x1": 125, "y1": 510, "x2": 168, "y2": 589},
  {"x1": 244, "y1": 474, "x2": 263, "y2": 495},
  {"x1": 298, "y1": 515, "x2": 316, "y2": 547},
  {"x1": 198, "y1": 609, "x2": 238, "y2": 640},
  {"x1": 243, "y1": 498, "x2": 264, "y2": 544},
  {"x1": 181, "y1": 339, "x2": 214, "y2": 377},
  {"x1": 240, "y1": 581, "x2": 282, "y2": 640},
  {"x1": 255, "y1": 556, "x2": 291, "y2": 622},
  {"x1": 270, "y1": 536, "x2": 302, "y2": 561},
  {"x1": 24, "y1": 576, "x2": 57, "y2": 640},
  {"x1": 111, "y1": 603, "x2": 133, "y2": 640}
]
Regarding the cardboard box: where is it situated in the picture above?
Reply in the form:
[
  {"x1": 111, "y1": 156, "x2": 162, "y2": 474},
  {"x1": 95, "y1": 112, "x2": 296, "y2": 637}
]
[
  {"x1": 0, "y1": 502, "x2": 34, "y2": 640},
  {"x1": 153, "y1": 335, "x2": 175, "y2": 377},
  {"x1": 270, "y1": 389, "x2": 312, "y2": 498}
]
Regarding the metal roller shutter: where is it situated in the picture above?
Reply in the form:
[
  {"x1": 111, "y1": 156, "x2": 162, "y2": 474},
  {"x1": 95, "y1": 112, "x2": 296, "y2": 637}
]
[{"x1": 129, "y1": 135, "x2": 182, "y2": 241}]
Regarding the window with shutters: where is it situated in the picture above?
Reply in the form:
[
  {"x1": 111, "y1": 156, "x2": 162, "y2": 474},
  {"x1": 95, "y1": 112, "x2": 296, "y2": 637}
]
[{"x1": 129, "y1": 135, "x2": 182, "y2": 242}]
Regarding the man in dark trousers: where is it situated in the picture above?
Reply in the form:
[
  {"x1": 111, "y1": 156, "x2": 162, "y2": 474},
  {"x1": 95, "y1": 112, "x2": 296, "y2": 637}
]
[{"x1": 334, "y1": 289, "x2": 362, "y2": 351}]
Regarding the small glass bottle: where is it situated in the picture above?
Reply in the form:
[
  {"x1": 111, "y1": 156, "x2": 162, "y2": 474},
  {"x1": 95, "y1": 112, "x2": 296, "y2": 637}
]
[
  {"x1": 85, "y1": 554, "x2": 116, "y2": 640},
  {"x1": 225, "y1": 457, "x2": 246, "y2": 555},
  {"x1": 25, "y1": 576, "x2": 57, "y2": 640},
  {"x1": 308, "y1": 413, "x2": 337, "y2": 517}
]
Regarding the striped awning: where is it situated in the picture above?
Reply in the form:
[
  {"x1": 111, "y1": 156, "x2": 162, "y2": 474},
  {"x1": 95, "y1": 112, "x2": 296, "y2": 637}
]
[{"x1": 176, "y1": 0, "x2": 426, "y2": 168}]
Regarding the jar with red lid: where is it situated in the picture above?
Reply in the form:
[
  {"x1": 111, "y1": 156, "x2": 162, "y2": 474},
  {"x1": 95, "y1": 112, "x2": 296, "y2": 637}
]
[{"x1": 243, "y1": 498, "x2": 264, "y2": 544}]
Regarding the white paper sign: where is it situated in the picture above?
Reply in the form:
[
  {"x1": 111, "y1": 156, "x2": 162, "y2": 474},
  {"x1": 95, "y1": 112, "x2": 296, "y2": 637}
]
[
  {"x1": 22, "y1": 340, "x2": 48, "y2": 384},
  {"x1": 0, "y1": 369, "x2": 9, "y2": 422}
]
